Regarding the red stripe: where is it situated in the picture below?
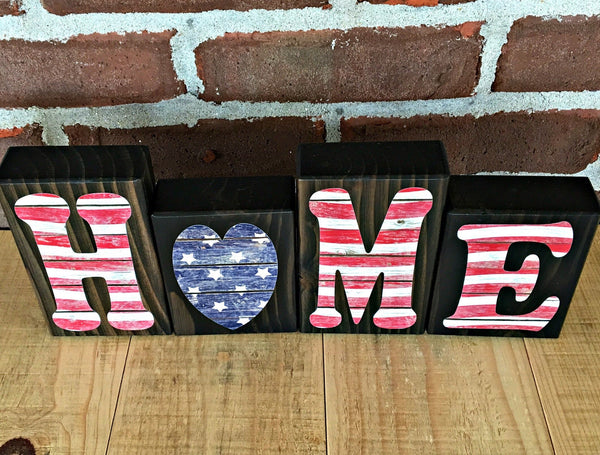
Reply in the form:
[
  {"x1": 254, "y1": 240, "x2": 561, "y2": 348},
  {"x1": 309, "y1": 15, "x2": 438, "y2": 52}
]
[
  {"x1": 461, "y1": 283, "x2": 536, "y2": 294},
  {"x1": 450, "y1": 302, "x2": 558, "y2": 320},
  {"x1": 318, "y1": 228, "x2": 422, "y2": 245},
  {"x1": 107, "y1": 312, "x2": 154, "y2": 331},
  {"x1": 444, "y1": 322, "x2": 546, "y2": 331},
  {"x1": 44, "y1": 260, "x2": 135, "y2": 272},
  {"x1": 465, "y1": 267, "x2": 539, "y2": 277},
  {"x1": 76, "y1": 207, "x2": 131, "y2": 225},
  {"x1": 34, "y1": 234, "x2": 131, "y2": 249},
  {"x1": 319, "y1": 256, "x2": 416, "y2": 267},
  {"x1": 373, "y1": 315, "x2": 416, "y2": 330},
  {"x1": 309, "y1": 200, "x2": 432, "y2": 220},
  {"x1": 309, "y1": 313, "x2": 342, "y2": 328},
  {"x1": 319, "y1": 280, "x2": 412, "y2": 291},
  {"x1": 315, "y1": 294, "x2": 413, "y2": 308},
  {"x1": 79, "y1": 193, "x2": 125, "y2": 201},
  {"x1": 52, "y1": 313, "x2": 101, "y2": 331},
  {"x1": 14, "y1": 206, "x2": 70, "y2": 224}
]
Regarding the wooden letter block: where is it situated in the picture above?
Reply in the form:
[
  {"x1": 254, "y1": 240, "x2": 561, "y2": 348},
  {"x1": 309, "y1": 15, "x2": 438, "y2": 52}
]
[
  {"x1": 428, "y1": 176, "x2": 600, "y2": 337},
  {"x1": 152, "y1": 176, "x2": 297, "y2": 334},
  {"x1": 298, "y1": 141, "x2": 449, "y2": 334},
  {"x1": 0, "y1": 146, "x2": 172, "y2": 335}
]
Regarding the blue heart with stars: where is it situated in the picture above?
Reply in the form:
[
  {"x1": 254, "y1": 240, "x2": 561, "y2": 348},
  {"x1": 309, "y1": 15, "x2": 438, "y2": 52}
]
[{"x1": 172, "y1": 223, "x2": 278, "y2": 330}]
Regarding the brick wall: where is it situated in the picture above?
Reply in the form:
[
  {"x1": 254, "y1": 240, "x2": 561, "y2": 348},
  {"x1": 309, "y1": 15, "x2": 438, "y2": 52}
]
[{"x1": 1, "y1": 0, "x2": 600, "y2": 226}]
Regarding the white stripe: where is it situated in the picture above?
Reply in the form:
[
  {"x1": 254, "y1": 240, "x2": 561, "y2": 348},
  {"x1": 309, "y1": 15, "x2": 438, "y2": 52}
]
[
  {"x1": 312, "y1": 308, "x2": 341, "y2": 317},
  {"x1": 319, "y1": 264, "x2": 415, "y2": 278},
  {"x1": 107, "y1": 312, "x2": 154, "y2": 323},
  {"x1": 39, "y1": 245, "x2": 132, "y2": 260},
  {"x1": 456, "y1": 295, "x2": 560, "y2": 308},
  {"x1": 77, "y1": 198, "x2": 130, "y2": 207},
  {"x1": 88, "y1": 224, "x2": 128, "y2": 235},
  {"x1": 310, "y1": 188, "x2": 432, "y2": 201},
  {"x1": 458, "y1": 225, "x2": 573, "y2": 242},
  {"x1": 466, "y1": 251, "x2": 509, "y2": 263},
  {"x1": 463, "y1": 273, "x2": 539, "y2": 285},
  {"x1": 373, "y1": 308, "x2": 416, "y2": 317},
  {"x1": 15, "y1": 194, "x2": 67, "y2": 207},
  {"x1": 318, "y1": 285, "x2": 411, "y2": 298},
  {"x1": 319, "y1": 241, "x2": 418, "y2": 255},
  {"x1": 21, "y1": 219, "x2": 128, "y2": 235},
  {"x1": 53, "y1": 312, "x2": 101, "y2": 322},
  {"x1": 21, "y1": 220, "x2": 68, "y2": 235},
  {"x1": 310, "y1": 191, "x2": 351, "y2": 201},
  {"x1": 52, "y1": 288, "x2": 141, "y2": 302},
  {"x1": 443, "y1": 319, "x2": 549, "y2": 329},
  {"x1": 316, "y1": 216, "x2": 426, "y2": 230},
  {"x1": 392, "y1": 189, "x2": 433, "y2": 201},
  {"x1": 45, "y1": 268, "x2": 138, "y2": 281}
]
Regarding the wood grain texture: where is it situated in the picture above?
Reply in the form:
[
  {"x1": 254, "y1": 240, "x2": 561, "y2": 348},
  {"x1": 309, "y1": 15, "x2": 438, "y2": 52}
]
[
  {"x1": 0, "y1": 231, "x2": 129, "y2": 454},
  {"x1": 0, "y1": 146, "x2": 171, "y2": 335},
  {"x1": 298, "y1": 141, "x2": 449, "y2": 334},
  {"x1": 525, "y1": 231, "x2": 600, "y2": 454},
  {"x1": 106, "y1": 333, "x2": 326, "y2": 454},
  {"x1": 429, "y1": 175, "x2": 599, "y2": 337},
  {"x1": 323, "y1": 333, "x2": 553, "y2": 454},
  {"x1": 152, "y1": 177, "x2": 296, "y2": 335}
]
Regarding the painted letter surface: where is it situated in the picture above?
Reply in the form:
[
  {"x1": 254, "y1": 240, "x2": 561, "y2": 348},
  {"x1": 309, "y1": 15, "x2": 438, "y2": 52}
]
[
  {"x1": 309, "y1": 187, "x2": 432, "y2": 329},
  {"x1": 443, "y1": 222, "x2": 573, "y2": 331},
  {"x1": 14, "y1": 192, "x2": 154, "y2": 331}
]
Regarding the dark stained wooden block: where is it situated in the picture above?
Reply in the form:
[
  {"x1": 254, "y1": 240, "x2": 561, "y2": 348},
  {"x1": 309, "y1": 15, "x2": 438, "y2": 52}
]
[
  {"x1": 0, "y1": 146, "x2": 172, "y2": 335},
  {"x1": 428, "y1": 175, "x2": 600, "y2": 338},
  {"x1": 152, "y1": 176, "x2": 297, "y2": 334},
  {"x1": 297, "y1": 141, "x2": 449, "y2": 334}
]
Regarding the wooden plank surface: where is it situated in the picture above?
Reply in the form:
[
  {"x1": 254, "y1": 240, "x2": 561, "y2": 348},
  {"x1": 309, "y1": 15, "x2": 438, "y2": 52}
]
[
  {"x1": 106, "y1": 333, "x2": 326, "y2": 454},
  {"x1": 525, "y1": 231, "x2": 600, "y2": 454},
  {"x1": 2, "y1": 226, "x2": 600, "y2": 454},
  {"x1": 0, "y1": 231, "x2": 130, "y2": 454},
  {"x1": 323, "y1": 334, "x2": 553, "y2": 454}
]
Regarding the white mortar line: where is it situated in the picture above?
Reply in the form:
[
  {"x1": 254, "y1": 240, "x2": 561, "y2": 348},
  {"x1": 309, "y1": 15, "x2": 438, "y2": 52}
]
[
  {"x1": 1, "y1": 0, "x2": 600, "y2": 42},
  {"x1": 474, "y1": 20, "x2": 513, "y2": 95},
  {"x1": 3, "y1": 92, "x2": 599, "y2": 131}
]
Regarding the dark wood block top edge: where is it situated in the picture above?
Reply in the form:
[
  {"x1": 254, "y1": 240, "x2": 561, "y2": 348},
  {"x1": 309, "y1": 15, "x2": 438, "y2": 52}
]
[
  {"x1": 297, "y1": 141, "x2": 449, "y2": 177},
  {"x1": 0, "y1": 146, "x2": 153, "y2": 181},
  {"x1": 447, "y1": 175, "x2": 600, "y2": 214},
  {"x1": 153, "y1": 176, "x2": 295, "y2": 213}
]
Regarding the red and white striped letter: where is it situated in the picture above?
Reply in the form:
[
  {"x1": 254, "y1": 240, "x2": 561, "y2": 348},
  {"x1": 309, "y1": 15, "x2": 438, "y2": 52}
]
[
  {"x1": 309, "y1": 187, "x2": 432, "y2": 329},
  {"x1": 443, "y1": 222, "x2": 573, "y2": 331},
  {"x1": 14, "y1": 193, "x2": 155, "y2": 331}
]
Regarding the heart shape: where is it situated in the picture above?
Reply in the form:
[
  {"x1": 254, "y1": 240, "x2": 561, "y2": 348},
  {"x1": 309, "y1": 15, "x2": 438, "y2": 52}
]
[{"x1": 172, "y1": 223, "x2": 278, "y2": 330}]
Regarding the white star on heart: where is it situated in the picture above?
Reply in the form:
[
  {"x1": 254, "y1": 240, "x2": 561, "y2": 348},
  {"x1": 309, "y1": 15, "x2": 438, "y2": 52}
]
[
  {"x1": 231, "y1": 252, "x2": 245, "y2": 263},
  {"x1": 213, "y1": 301, "x2": 227, "y2": 312},
  {"x1": 258, "y1": 300, "x2": 268, "y2": 309},
  {"x1": 235, "y1": 285, "x2": 247, "y2": 295},
  {"x1": 181, "y1": 253, "x2": 196, "y2": 265},
  {"x1": 255, "y1": 267, "x2": 272, "y2": 279},
  {"x1": 207, "y1": 269, "x2": 223, "y2": 281},
  {"x1": 252, "y1": 233, "x2": 270, "y2": 244},
  {"x1": 237, "y1": 317, "x2": 251, "y2": 325},
  {"x1": 202, "y1": 237, "x2": 219, "y2": 247},
  {"x1": 187, "y1": 286, "x2": 200, "y2": 293}
]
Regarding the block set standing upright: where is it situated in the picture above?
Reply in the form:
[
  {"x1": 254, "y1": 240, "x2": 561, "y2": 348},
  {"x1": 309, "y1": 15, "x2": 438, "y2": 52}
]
[{"x1": 0, "y1": 143, "x2": 597, "y2": 338}]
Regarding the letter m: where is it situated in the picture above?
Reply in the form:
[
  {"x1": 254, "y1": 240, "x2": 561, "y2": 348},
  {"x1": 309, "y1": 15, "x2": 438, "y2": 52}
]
[{"x1": 308, "y1": 187, "x2": 432, "y2": 329}]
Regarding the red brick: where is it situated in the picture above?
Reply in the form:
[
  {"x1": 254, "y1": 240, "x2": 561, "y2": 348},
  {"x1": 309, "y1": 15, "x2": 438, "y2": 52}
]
[
  {"x1": 0, "y1": 0, "x2": 22, "y2": 15},
  {"x1": 358, "y1": 0, "x2": 473, "y2": 4},
  {"x1": 196, "y1": 26, "x2": 483, "y2": 103},
  {"x1": 65, "y1": 117, "x2": 325, "y2": 179},
  {"x1": 341, "y1": 111, "x2": 600, "y2": 174},
  {"x1": 0, "y1": 32, "x2": 185, "y2": 108},
  {"x1": 0, "y1": 125, "x2": 44, "y2": 227},
  {"x1": 494, "y1": 16, "x2": 600, "y2": 92},
  {"x1": 41, "y1": 0, "x2": 327, "y2": 14}
]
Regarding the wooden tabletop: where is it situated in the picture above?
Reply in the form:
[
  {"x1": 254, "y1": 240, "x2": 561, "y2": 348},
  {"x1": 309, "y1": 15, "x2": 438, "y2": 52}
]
[{"x1": 0, "y1": 229, "x2": 598, "y2": 454}]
